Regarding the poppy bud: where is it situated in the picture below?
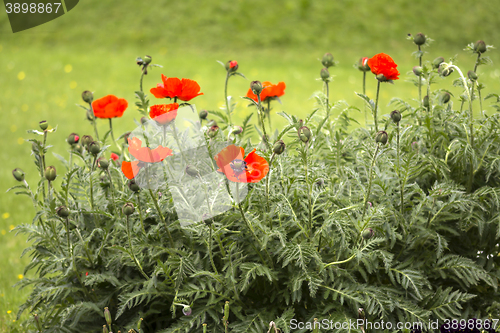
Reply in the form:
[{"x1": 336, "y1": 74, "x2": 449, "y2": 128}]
[
  {"x1": 439, "y1": 64, "x2": 453, "y2": 77},
  {"x1": 203, "y1": 323, "x2": 207, "y2": 333},
  {"x1": 86, "y1": 109, "x2": 94, "y2": 122},
  {"x1": 375, "y1": 131, "x2": 388, "y2": 145},
  {"x1": 423, "y1": 95, "x2": 429, "y2": 108},
  {"x1": 199, "y1": 110, "x2": 208, "y2": 120},
  {"x1": 182, "y1": 305, "x2": 192, "y2": 316},
  {"x1": 82, "y1": 90, "x2": 94, "y2": 104},
  {"x1": 98, "y1": 158, "x2": 109, "y2": 169},
  {"x1": 357, "y1": 57, "x2": 370, "y2": 72},
  {"x1": 74, "y1": 144, "x2": 83, "y2": 154},
  {"x1": 225, "y1": 60, "x2": 238, "y2": 72},
  {"x1": 441, "y1": 92, "x2": 451, "y2": 104},
  {"x1": 321, "y1": 53, "x2": 335, "y2": 68},
  {"x1": 232, "y1": 126, "x2": 243, "y2": 135},
  {"x1": 185, "y1": 165, "x2": 200, "y2": 177},
  {"x1": 412, "y1": 66, "x2": 423, "y2": 76},
  {"x1": 413, "y1": 32, "x2": 426, "y2": 46},
  {"x1": 468, "y1": 70, "x2": 478, "y2": 81},
  {"x1": 12, "y1": 168, "x2": 25, "y2": 182},
  {"x1": 250, "y1": 81, "x2": 263, "y2": 96},
  {"x1": 298, "y1": 126, "x2": 311, "y2": 143},
  {"x1": 315, "y1": 178, "x2": 325, "y2": 187},
  {"x1": 390, "y1": 110, "x2": 401, "y2": 123},
  {"x1": 67, "y1": 133, "x2": 79, "y2": 145},
  {"x1": 136, "y1": 57, "x2": 144, "y2": 66},
  {"x1": 358, "y1": 308, "x2": 365, "y2": 319},
  {"x1": 140, "y1": 117, "x2": 148, "y2": 125},
  {"x1": 89, "y1": 141, "x2": 101, "y2": 156},
  {"x1": 128, "y1": 179, "x2": 140, "y2": 192},
  {"x1": 104, "y1": 307, "x2": 112, "y2": 326},
  {"x1": 103, "y1": 325, "x2": 109, "y2": 333},
  {"x1": 207, "y1": 119, "x2": 217, "y2": 127},
  {"x1": 376, "y1": 74, "x2": 389, "y2": 82},
  {"x1": 39, "y1": 120, "x2": 48, "y2": 131},
  {"x1": 320, "y1": 68, "x2": 330, "y2": 82},
  {"x1": 207, "y1": 125, "x2": 219, "y2": 138},
  {"x1": 474, "y1": 40, "x2": 487, "y2": 54},
  {"x1": 224, "y1": 301, "x2": 230, "y2": 321},
  {"x1": 143, "y1": 55, "x2": 152, "y2": 65},
  {"x1": 56, "y1": 205, "x2": 70, "y2": 218},
  {"x1": 273, "y1": 140, "x2": 286, "y2": 155},
  {"x1": 122, "y1": 203, "x2": 135, "y2": 216},
  {"x1": 81, "y1": 135, "x2": 94, "y2": 147},
  {"x1": 45, "y1": 166, "x2": 57, "y2": 181},
  {"x1": 432, "y1": 57, "x2": 445, "y2": 69},
  {"x1": 124, "y1": 132, "x2": 131, "y2": 144},
  {"x1": 361, "y1": 228, "x2": 375, "y2": 240}
]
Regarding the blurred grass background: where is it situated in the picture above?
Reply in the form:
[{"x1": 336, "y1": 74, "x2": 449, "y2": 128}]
[{"x1": 1, "y1": 0, "x2": 500, "y2": 330}]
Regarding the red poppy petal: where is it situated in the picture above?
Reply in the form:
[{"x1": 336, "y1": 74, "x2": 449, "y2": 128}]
[{"x1": 122, "y1": 161, "x2": 140, "y2": 179}]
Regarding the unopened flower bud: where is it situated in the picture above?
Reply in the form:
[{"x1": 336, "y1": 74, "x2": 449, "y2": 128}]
[
  {"x1": 128, "y1": 179, "x2": 140, "y2": 192},
  {"x1": 104, "y1": 307, "x2": 112, "y2": 326},
  {"x1": 182, "y1": 305, "x2": 192, "y2": 316},
  {"x1": 376, "y1": 74, "x2": 388, "y2": 82},
  {"x1": 250, "y1": 81, "x2": 263, "y2": 95},
  {"x1": 207, "y1": 125, "x2": 219, "y2": 138},
  {"x1": 315, "y1": 178, "x2": 325, "y2": 187},
  {"x1": 432, "y1": 57, "x2": 445, "y2": 69},
  {"x1": 185, "y1": 165, "x2": 200, "y2": 177},
  {"x1": 474, "y1": 40, "x2": 487, "y2": 54},
  {"x1": 358, "y1": 308, "x2": 365, "y2": 319},
  {"x1": 81, "y1": 135, "x2": 94, "y2": 147},
  {"x1": 232, "y1": 126, "x2": 243, "y2": 135},
  {"x1": 89, "y1": 141, "x2": 101, "y2": 156},
  {"x1": 143, "y1": 55, "x2": 152, "y2": 65},
  {"x1": 441, "y1": 92, "x2": 451, "y2": 104},
  {"x1": 98, "y1": 158, "x2": 109, "y2": 169},
  {"x1": 468, "y1": 70, "x2": 478, "y2": 81},
  {"x1": 136, "y1": 57, "x2": 144, "y2": 66},
  {"x1": 273, "y1": 140, "x2": 286, "y2": 155},
  {"x1": 199, "y1": 110, "x2": 208, "y2": 120},
  {"x1": 122, "y1": 203, "x2": 135, "y2": 216},
  {"x1": 226, "y1": 60, "x2": 238, "y2": 72},
  {"x1": 12, "y1": 168, "x2": 25, "y2": 182},
  {"x1": 224, "y1": 301, "x2": 230, "y2": 320},
  {"x1": 357, "y1": 57, "x2": 370, "y2": 72},
  {"x1": 413, "y1": 33, "x2": 426, "y2": 46},
  {"x1": 140, "y1": 117, "x2": 148, "y2": 125},
  {"x1": 298, "y1": 126, "x2": 311, "y2": 143},
  {"x1": 74, "y1": 144, "x2": 83, "y2": 154},
  {"x1": 67, "y1": 133, "x2": 80, "y2": 145},
  {"x1": 362, "y1": 228, "x2": 375, "y2": 240},
  {"x1": 56, "y1": 205, "x2": 70, "y2": 218},
  {"x1": 39, "y1": 120, "x2": 48, "y2": 131},
  {"x1": 423, "y1": 95, "x2": 429, "y2": 108},
  {"x1": 320, "y1": 67, "x2": 330, "y2": 82},
  {"x1": 103, "y1": 325, "x2": 109, "y2": 333},
  {"x1": 439, "y1": 64, "x2": 453, "y2": 77},
  {"x1": 82, "y1": 90, "x2": 94, "y2": 104},
  {"x1": 390, "y1": 110, "x2": 401, "y2": 123},
  {"x1": 207, "y1": 119, "x2": 217, "y2": 127},
  {"x1": 412, "y1": 66, "x2": 423, "y2": 76},
  {"x1": 375, "y1": 131, "x2": 388, "y2": 145},
  {"x1": 321, "y1": 53, "x2": 335, "y2": 68},
  {"x1": 45, "y1": 166, "x2": 57, "y2": 181}
]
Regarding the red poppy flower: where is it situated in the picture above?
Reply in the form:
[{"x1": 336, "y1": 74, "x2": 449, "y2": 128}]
[
  {"x1": 246, "y1": 81, "x2": 286, "y2": 103},
  {"x1": 214, "y1": 145, "x2": 269, "y2": 183},
  {"x1": 150, "y1": 75, "x2": 204, "y2": 101},
  {"x1": 149, "y1": 103, "x2": 179, "y2": 125},
  {"x1": 92, "y1": 95, "x2": 128, "y2": 118},
  {"x1": 367, "y1": 53, "x2": 400, "y2": 81},
  {"x1": 127, "y1": 137, "x2": 173, "y2": 163},
  {"x1": 110, "y1": 153, "x2": 119, "y2": 161},
  {"x1": 121, "y1": 161, "x2": 141, "y2": 179}
]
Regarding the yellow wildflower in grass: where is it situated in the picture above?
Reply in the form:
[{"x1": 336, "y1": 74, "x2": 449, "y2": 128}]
[
  {"x1": 18, "y1": 274, "x2": 24, "y2": 279},
  {"x1": 7, "y1": 310, "x2": 12, "y2": 314},
  {"x1": 2, "y1": 212, "x2": 10, "y2": 219}
]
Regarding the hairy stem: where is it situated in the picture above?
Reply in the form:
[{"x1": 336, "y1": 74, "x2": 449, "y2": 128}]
[
  {"x1": 373, "y1": 80, "x2": 381, "y2": 132},
  {"x1": 224, "y1": 71, "x2": 232, "y2": 125},
  {"x1": 149, "y1": 188, "x2": 174, "y2": 247},
  {"x1": 126, "y1": 215, "x2": 149, "y2": 279}
]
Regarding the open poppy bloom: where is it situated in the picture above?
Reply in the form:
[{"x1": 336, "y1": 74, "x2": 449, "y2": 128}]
[
  {"x1": 110, "y1": 153, "x2": 119, "y2": 161},
  {"x1": 92, "y1": 95, "x2": 128, "y2": 118},
  {"x1": 150, "y1": 75, "x2": 204, "y2": 102},
  {"x1": 121, "y1": 160, "x2": 141, "y2": 179},
  {"x1": 128, "y1": 137, "x2": 173, "y2": 163},
  {"x1": 367, "y1": 53, "x2": 400, "y2": 81},
  {"x1": 214, "y1": 145, "x2": 269, "y2": 183},
  {"x1": 149, "y1": 103, "x2": 179, "y2": 125},
  {"x1": 246, "y1": 81, "x2": 286, "y2": 103}
]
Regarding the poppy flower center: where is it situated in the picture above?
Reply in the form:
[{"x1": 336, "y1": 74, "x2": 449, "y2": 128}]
[{"x1": 230, "y1": 159, "x2": 247, "y2": 174}]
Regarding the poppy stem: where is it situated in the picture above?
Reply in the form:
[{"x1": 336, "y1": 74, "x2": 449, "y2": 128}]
[
  {"x1": 224, "y1": 71, "x2": 233, "y2": 125},
  {"x1": 106, "y1": 169, "x2": 116, "y2": 216},
  {"x1": 40, "y1": 131, "x2": 48, "y2": 202},
  {"x1": 418, "y1": 45, "x2": 422, "y2": 109},
  {"x1": 148, "y1": 188, "x2": 174, "y2": 247},
  {"x1": 396, "y1": 123, "x2": 403, "y2": 217},
  {"x1": 325, "y1": 81, "x2": 330, "y2": 115},
  {"x1": 88, "y1": 102, "x2": 100, "y2": 142},
  {"x1": 363, "y1": 71, "x2": 367, "y2": 126},
  {"x1": 64, "y1": 217, "x2": 71, "y2": 259},
  {"x1": 126, "y1": 214, "x2": 149, "y2": 280},
  {"x1": 265, "y1": 152, "x2": 276, "y2": 229},
  {"x1": 267, "y1": 99, "x2": 272, "y2": 132},
  {"x1": 136, "y1": 193, "x2": 146, "y2": 235},
  {"x1": 109, "y1": 119, "x2": 122, "y2": 154},
  {"x1": 208, "y1": 225, "x2": 218, "y2": 274},
  {"x1": 256, "y1": 95, "x2": 271, "y2": 150},
  {"x1": 373, "y1": 80, "x2": 381, "y2": 132},
  {"x1": 172, "y1": 124, "x2": 189, "y2": 164},
  {"x1": 357, "y1": 143, "x2": 380, "y2": 243}
]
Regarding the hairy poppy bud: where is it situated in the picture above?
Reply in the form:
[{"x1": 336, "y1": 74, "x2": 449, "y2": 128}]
[
  {"x1": 67, "y1": 133, "x2": 79, "y2": 145},
  {"x1": 128, "y1": 179, "x2": 140, "y2": 192},
  {"x1": 39, "y1": 120, "x2": 48, "y2": 131},
  {"x1": 423, "y1": 95, "x2": 429, "y2": 108},
  {"x1": 321, "y1": 53, "x2": 335, "y2": 68},
  {"x1": 232, "y1": 126, "x2": 243, "y2": 135},
  {"x1": 432, "y1": 57, "x2": 444, "y2": 69},
  {"x1": 45, "y1": 166, "x2": 57, "y2": 181},
  {"x1": 468, "y1": 70, "x2": 478, "y2": 81},
  {"x1": 375, "y1": 131, "x2": 388, "y2": 145},
  {"x1": 122, "y1": 203, "x2": 135, "y2": 216},
  {"x1": 224, "y1": 301, "x2": 230, "y2": 321},
  {"x1": 203, "y1": 323, "x2": 207, "y2": 333},
  {"x1": 474, "y1": 40, "x2": 487, "y2": 54},
  {"x1": 81, "y1": 135, "x2": 94, "y2": 147},
  {"x1": 320, "y1": 68, "x2": 330, "y2": 82},
  {"x1": 199, "y1": 110, "x2": 208, "y2": 120},
  {"x1": 376, "y1": 74, "x2": 388, "y2": 82},
  {"x1": 441, "y1": 92, "x2": 451, "y2": 104},
  {"x1": 361, "y1": 228, "x2": 375, "y2": 240},
  {"x1": 273, "y1": 140, "x2": 286, "y2": 155},
  {"x1": 250, "y1": 81, "x2": 263, "y2": 95},
  {"x1": 439, "y1": 64, "x2": 453, "y2": 77},
  {"x1": 140, "y1": 117, "x2": 148, "y2": 125},
  {"x1": 185, "y1": 165, "x2": 200, "y2": 177},
  {"x1": 412, "y1": 66, "x2": 423, "y2": 76},
  {"x1": 98, "y1": 158, "x2": 109, "y2": 169},
  {"x1": 82, "y1": 90, "x2": 94, "y2": 104},
  {"x1": 12, "y1": 168, "x2": 25, "y2": 182},
  {"x1": 207, "y1": 125, "x2": 219, "y2": 138},
  {"x1": 390, "y1": 110, "x2": 401, "y2": 123},
  {"x1": 357, "y1": 57, "x2": 370, "y2": 72},
  {"x1": 104, "y1": 307, "x2": 112, "y2": 326},
  {"x1": 413, "y1": 33, "x2": 426, "y2": 46},
  {"x1": 74, "y1": 144, "x2": 83, "y2": 154},
  {"x1": 207, "y1": 119, "x2": 217, "y2": 128},
  {"x1": 226, "y1": 60, "x2": 238, "y2": 72},
  {"x1": 298, "y1": 126, "x2": 311, "y2": 143},
  {"x1": 56, "y1": 205, "x2": 70, "y2": 218},
  {"x1": 136, "y1": 57, "x2": 144, "y2": 66},
  {"x1": 89, "y1": 141, "x2": 101, "y2": 156},
  {"x1": 103, "y1": 325, "x2": 109, "y2": 333},
  {"x1": 143, "y1": 55, "x2": 152, "y2": 65},
  {"x1": 315, "y1": 178, "x2": 325, "y2": 187},
  {"x1": 182, "y1": 305, "x2": 192, "y2": 316}
]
